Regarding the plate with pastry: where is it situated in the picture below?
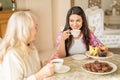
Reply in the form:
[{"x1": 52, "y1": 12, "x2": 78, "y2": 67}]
[
  {"x1": 81, "y1": 60, "x2": 117, "y2": 75},
  {"x1": 85, "y1": 51, "x2": 113, "y2": 59},
  {"x1": 86, "y1": 45, "x2": 113, "y2": 59}
]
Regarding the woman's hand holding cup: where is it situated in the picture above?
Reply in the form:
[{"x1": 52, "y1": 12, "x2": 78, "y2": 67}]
[{"x1": 62, "y1": 29, "x2": 71, "y2": 40}]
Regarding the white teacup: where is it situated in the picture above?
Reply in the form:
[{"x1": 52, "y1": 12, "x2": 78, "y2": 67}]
[
  {"x1": 51, "y1": 58, "x2": 64, "y2": 70},
  {"x1": 70, "y1": 29, "x2": 81, "y2": 37}
]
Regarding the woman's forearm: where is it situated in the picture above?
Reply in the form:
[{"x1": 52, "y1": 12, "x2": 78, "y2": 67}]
[{"x1": 57, "y1": 38, "x2": 66, "y2": 58}]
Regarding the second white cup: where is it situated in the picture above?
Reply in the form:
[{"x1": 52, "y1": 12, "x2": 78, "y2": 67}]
[
  {"x1": 51, "y1": 58, "x2": 64, "y2": 70},
  {"x1": 70, "y1": 29, "x2": 81, "y2": 37}
]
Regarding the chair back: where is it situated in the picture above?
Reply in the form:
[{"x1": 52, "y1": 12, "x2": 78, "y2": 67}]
[{"x1": 85, "y1": 6, "x2": 104, "y2": 36}]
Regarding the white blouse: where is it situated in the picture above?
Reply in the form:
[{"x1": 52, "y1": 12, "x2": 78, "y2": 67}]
[
  {"x1": 69, "y1": 35, "x2": 87, "y2": 55},
  {"x1": 1, "y1": 46, "x2": 41, "y2": 80}
]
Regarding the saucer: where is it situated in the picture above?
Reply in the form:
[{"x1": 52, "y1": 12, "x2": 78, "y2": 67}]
[
  {"x1": 55, "y1": 65, "x2": 70, "y2": 73},
  {"x1": 71, "y1": 54, "x2": 87, "y2": 60}
]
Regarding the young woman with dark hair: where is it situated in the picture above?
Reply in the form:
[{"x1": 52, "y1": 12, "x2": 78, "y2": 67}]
[{"x1": 49, "y1": 6, "x2": 103, "y2": 59}]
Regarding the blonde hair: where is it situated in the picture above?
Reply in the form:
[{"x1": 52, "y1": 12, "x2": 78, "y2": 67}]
[{"x1": 0, "y1": 11, "x2": 38, "y2": 63}]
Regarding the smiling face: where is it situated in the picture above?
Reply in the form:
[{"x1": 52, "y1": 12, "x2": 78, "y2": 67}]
[{"x1": 69, "y1": 14, "x2": 83, "y2": 30}]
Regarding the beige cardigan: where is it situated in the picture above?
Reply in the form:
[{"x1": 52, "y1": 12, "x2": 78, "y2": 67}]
[{"x1": 1, "y1": 47, "x2": 41, "y2": 80}]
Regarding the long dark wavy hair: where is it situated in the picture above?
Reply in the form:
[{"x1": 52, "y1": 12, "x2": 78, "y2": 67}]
[{"x1": 63, "y1": 6, "x2": 90, "y2": 56}]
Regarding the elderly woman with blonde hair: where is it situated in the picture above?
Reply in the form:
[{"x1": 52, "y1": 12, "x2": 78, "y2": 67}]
[{"x1": 0, "y1": 11, "x2": 54, "y2": 80}]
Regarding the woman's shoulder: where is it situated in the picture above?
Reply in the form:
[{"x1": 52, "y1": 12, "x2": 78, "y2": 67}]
[
  {"x1": 4, "y1": 48, "x2": 22, "y2": 61},
  {"x1": 6, "y1": 48, "x2": 17, "y2": 55},
  {"x1": 89, "y1": 31, "x2": 94, "y2": 35},
  {"x1": 89, "y1": 31, "x2": 96, "y2": 37},
  {"x1": 58, "y1": 31, "x2": 63, "y2": 35}
]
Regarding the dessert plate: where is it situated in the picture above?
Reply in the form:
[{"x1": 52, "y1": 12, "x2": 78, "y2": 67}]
[
  {"x1": 71, "y1": 54, "x2": 87, "y2": 60},
  {"x1": 85, "y1": 51, "x2": 113, "y2": 59},
  {"x1": 81, "y1": 60, "x2": 117, "y2": 75},
  {"x1": 55, "y1": 65, "x2": 70, "y2": 73}
]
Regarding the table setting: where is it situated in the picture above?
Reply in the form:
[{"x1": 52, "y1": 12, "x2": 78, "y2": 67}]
[{"x1": 44, "y1": 46, "x2": 120, "y2": 80}]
